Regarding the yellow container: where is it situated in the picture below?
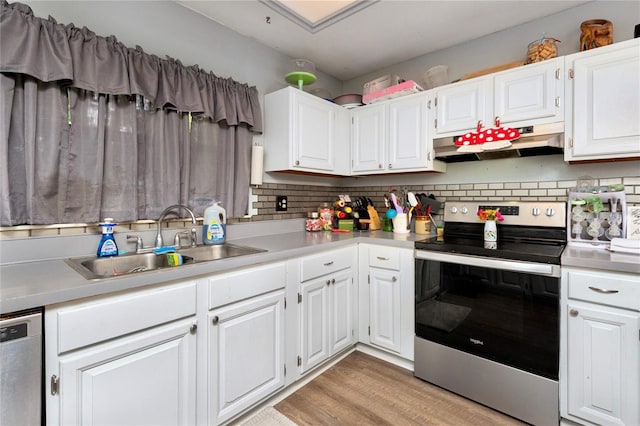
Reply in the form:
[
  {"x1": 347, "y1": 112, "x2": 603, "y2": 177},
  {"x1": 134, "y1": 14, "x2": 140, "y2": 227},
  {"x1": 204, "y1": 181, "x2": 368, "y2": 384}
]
[{"x1": 415, "y1": 216, "x2": 431, "y2": 234}]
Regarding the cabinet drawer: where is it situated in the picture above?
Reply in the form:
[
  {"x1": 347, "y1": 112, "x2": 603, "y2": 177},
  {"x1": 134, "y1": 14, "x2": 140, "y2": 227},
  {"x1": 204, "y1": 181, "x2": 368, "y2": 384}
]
[
  {"x1": 55, "y1": 280, "x2": 196, "y2": 354},
  {"x1": 567, "y1": 269, "x2": 640, "y2": 311},
  {"x1": 368, "y1": 246, "x2": 400, "y2": 270},
  {"x1": 208, "y1": 262, "x2": 286, "y2": 309},
  {"x1": 300, "y1": 247, "x2": 354, "y2": 282}
]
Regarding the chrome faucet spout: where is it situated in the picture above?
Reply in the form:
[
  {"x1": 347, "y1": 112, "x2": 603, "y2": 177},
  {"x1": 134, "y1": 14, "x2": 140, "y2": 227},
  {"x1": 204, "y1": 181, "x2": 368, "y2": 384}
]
[{"x1": 155, "y1": 204, "x2": 197, "y2": 248}]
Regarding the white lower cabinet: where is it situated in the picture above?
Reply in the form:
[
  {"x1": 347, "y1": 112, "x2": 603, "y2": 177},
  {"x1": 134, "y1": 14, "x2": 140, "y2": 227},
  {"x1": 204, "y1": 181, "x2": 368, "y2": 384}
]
[
  {"x1": 45, "y1": 280, "x2": 198, "y2": 426},
  {"x1": 358, "y1": 244, "x2": 414, "y2": 360},
  {"x1": 298, "y1": 246, "x2": 357, "y2": 373},
  {"x1": 203, "y1": 263, "x2": 286, "y2": 425},
  {"x1": 561, "y1": 267, "x2": 640, "y2": 426}
]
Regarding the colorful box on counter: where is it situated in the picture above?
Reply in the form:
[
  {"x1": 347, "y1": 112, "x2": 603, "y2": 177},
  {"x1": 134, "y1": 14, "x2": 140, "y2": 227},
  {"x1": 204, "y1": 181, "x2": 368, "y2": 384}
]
[
  {"x1": 362, "y1": 80, "x2": 424, "y2": 104},
  {"x1": 338, "y1": 219, "x2": 354, "y2": 231}
]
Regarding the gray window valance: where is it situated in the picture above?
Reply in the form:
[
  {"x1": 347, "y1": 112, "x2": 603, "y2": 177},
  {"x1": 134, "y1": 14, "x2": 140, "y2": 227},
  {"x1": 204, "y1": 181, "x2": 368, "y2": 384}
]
[{"x1": 0, "y1": 0, "x2": 262, "y2": 132}]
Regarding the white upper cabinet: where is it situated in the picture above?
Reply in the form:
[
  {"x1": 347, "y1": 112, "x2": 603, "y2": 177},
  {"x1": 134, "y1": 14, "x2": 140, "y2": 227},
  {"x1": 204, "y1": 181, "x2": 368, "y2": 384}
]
[
  {"x1": 434, "y1": 58, "x2": 563, "y2": 137},
  {"x1": 351, "y1": 103, "x2": 386, "y2": 173},
  {"x1": 351, "y1": 91, "x2": 445, "y2": 174},
  {"x1": 434, "y1": 77, "x2": 491, "y2": 137},
  {"x1": 494, "y1": 58, "x2": 563, "y2": 126},
  {"x1": 264, "y1": 87, "x2": 350, "y2": 175},
  {"x1": 564, "y1": 38, "x2": 640, "y2": 162}
]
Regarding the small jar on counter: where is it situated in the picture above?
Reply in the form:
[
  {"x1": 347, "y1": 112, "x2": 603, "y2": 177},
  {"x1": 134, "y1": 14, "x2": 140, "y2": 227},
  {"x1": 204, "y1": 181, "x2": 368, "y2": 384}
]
[
  {"x1": 305, "y1": 212, "x2": 323, "y2": 232},
  {"x1": 318, "y1": 203, "x2": 334, "y2": 231},
  {"x1": 414, "y1": 216, "x2": 431, "y2": 235}
]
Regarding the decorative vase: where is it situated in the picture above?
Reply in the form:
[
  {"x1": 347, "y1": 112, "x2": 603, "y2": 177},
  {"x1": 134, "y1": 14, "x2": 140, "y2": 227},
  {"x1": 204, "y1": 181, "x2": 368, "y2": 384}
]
[{"x1": 484, "y1": 220, "x2": 497, "y2": 242}]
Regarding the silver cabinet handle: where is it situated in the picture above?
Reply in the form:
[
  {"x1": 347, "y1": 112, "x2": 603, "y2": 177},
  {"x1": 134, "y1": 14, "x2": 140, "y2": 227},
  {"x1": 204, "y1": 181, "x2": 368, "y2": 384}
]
[
  {"x1": 324, "y1": 261, "x2": 334, "y2": 266},
  {"x1": 190, "y1": 324, "x2": 197, "y2": 334},
  {"x1": 392, "y1": 276, "x2": 397, "y2": 283},
  {"x1": 326, "y1": 279, "x2": 331, "y2": 285},
  {"x1": 376, "y1": 256, "x2": 389, "y2": 261},
  {"x1": 331, "y1": 278, "x2": 336, "y2": 285},
  {"x1": 569, "y1": 309, "x2": 579, "y2": 317},
  {"x1": 212, "y1": 316, "x2": 219, "y2": 325},
  {"x1": 588, "y1": 286, "x2": 619, "y2": 294}
]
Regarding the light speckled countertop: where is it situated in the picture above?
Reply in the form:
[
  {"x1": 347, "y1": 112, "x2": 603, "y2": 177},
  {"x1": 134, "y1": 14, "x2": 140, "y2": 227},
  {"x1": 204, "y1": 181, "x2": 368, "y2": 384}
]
[
  {"x1": 0, "y1": 229, "x2": 421, "y2": 314},
  {"x1": 561, "y1": 245, "x2": 640, "y2": 275},
  {"x1": 3, "y1": 222, "x2": 638, "y2": 314}
]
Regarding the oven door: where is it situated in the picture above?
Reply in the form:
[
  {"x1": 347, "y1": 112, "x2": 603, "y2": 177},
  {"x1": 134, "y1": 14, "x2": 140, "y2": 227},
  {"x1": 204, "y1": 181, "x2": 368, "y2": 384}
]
[{"x1": 415, "y1": 250, "x2": 560, "y2": 380}]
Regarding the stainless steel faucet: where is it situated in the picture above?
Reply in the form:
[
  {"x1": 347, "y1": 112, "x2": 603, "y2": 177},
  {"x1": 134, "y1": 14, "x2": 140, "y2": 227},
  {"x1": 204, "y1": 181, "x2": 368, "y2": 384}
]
[{"x1": 155, "y1": 204, "x2": 197, "y2": 248}]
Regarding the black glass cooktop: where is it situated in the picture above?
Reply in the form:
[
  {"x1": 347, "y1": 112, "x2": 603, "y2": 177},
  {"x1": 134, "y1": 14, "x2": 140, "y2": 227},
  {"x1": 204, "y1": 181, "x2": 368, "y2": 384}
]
[{"x1": 415, "y1": 223, "x2": 566, "y2": 264}]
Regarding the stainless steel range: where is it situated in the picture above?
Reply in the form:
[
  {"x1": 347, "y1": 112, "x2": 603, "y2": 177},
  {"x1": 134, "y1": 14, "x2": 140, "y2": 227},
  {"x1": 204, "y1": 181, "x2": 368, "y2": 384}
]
[{"x1": 414, "y1": 201, "x2": 566, "y2": 426}]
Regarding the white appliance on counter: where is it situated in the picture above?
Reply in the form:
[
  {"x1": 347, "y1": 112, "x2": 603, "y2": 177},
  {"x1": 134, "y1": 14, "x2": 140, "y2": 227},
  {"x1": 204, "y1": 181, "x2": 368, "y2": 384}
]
[{"x1": 567, "y1": 190, "x2": 626, "y2": 248}]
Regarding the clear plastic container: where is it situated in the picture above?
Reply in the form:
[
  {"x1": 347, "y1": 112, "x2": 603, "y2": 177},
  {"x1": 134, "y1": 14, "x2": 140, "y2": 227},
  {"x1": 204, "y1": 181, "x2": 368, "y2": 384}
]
[
  {"x1": 202, "y1": 202, "x2": 226, "y2": 245},
  {"x1": 305, "y1": 212, "x2": 322, "y2": 232},
  {"x1": 423, "y1": 65, "x2": 449, "y2": 89}
]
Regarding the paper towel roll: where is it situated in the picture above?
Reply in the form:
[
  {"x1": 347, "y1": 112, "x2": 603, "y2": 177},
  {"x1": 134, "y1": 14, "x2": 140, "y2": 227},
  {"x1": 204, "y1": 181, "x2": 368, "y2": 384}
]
[{"x1": 250, "y1": 145, "x2": 264, "y2": 185}]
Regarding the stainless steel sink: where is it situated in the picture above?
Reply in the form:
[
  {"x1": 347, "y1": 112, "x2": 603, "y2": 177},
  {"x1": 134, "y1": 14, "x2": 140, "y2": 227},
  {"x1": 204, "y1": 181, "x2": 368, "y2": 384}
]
[
  {"x1": 65, "y1": 252, "x2": 196, "y2": 280},
  {"x1": 176, "y1": 243, "x2": 266, "y2": 263},
  {"x1": 65, "y1": 243, "x2": 266, "y2": 280}
]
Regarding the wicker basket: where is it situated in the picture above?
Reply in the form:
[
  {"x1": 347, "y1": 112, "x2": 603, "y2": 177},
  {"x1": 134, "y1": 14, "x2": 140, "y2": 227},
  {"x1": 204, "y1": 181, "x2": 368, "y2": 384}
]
[
  {"x1": 580, "y1": 19, "x2": 613, "y2": 51},
  {"x1": 525, "y1": 37, "x2": 559, "y2": 64}
]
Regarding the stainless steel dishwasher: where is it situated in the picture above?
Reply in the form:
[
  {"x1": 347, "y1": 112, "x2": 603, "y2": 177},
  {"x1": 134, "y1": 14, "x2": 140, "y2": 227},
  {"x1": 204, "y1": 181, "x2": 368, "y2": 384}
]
[{"x1": 1, "y1": 308, "x2": 43, "y2": 426}]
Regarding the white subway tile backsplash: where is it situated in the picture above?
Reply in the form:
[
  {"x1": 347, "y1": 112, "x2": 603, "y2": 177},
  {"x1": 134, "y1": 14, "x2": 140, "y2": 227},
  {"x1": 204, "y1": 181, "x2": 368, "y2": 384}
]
[{"x1": 548, "y1": 189, "x2": 567, "y2": 196}]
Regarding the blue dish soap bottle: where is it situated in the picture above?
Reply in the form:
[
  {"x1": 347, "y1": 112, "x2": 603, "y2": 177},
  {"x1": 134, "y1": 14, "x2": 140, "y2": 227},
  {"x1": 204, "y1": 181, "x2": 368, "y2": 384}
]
[
  {"x1": 97, "y1": 218, "x2": 119, "y2": 257},
  {"x1": 202, "y1": 202, "x2": 226, "y2": 245}
]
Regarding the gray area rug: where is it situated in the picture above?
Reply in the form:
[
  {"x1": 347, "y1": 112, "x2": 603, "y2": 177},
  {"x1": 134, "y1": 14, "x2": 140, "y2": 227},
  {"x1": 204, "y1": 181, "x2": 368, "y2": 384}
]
[{"x1": 235, "y1": 406, "x2": 297, "y2": 426}]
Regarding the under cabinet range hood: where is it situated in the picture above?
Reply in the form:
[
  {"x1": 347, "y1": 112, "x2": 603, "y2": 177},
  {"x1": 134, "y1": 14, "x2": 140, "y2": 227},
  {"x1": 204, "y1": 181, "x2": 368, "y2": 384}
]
[{"x1": 434, "y1": 122, "x2": 564, "y2": 162}]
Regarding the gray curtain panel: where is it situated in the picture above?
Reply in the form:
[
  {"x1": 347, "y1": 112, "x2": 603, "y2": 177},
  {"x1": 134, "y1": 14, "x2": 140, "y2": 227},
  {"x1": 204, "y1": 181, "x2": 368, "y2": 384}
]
[{"x1": 0, "y1": 1, "x2": 262, "y2": 225}]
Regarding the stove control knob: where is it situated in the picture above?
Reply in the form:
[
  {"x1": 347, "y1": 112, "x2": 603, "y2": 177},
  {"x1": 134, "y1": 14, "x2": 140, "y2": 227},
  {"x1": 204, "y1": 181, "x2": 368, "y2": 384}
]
[
  {"x1": 532, "y1": 208, "x2": 541, "y2": 216},
  {"x1": 450, "y1": 207, "x2": 458, "y2": 214},
  {"x1": 460, "y1": 207, "x2": 469, "y2": 214},
  {"x1": 545, "y1": 208, "x2": 555, "y2": 217}
]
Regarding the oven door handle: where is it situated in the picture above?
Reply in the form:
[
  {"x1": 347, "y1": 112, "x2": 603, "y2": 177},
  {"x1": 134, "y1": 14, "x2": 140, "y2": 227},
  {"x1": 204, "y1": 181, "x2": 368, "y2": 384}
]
[{"x1": 414, "y1": 250, "x2": 561, "y2": 277}]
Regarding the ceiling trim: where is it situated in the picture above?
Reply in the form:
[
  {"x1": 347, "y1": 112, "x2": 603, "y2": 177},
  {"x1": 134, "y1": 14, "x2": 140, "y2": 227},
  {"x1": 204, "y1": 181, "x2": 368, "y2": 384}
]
[{"x1": 258, "y1": 0, "x2": 379, "y2": 34}]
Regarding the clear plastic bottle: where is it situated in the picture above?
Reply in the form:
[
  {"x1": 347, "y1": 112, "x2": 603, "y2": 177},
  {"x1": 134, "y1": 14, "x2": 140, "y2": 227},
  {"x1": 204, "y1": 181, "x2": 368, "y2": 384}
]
[
  {"x1": 202, "y1": 202, "x2": 226, "y2": 245},
  {"x1": 97, "y1": 218, "x2": 118, "y2": 257}
]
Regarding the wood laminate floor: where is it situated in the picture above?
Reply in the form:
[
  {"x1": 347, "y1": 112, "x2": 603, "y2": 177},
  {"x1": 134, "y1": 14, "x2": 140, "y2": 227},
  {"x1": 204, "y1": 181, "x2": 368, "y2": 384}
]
[{"x1": 275, "y1": 351, "x2": 527, "y2": 426}]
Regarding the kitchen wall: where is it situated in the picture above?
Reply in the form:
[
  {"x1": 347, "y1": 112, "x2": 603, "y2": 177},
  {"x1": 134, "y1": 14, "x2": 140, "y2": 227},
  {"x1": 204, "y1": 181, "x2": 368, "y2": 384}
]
[{"x1": 5, "y1": 0, "x2": 640, "y2": 239}]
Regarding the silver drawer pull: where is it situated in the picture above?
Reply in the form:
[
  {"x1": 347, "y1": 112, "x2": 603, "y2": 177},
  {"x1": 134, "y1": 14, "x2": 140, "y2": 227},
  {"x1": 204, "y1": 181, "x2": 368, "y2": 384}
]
[
  {"x1": 588, "y1": 286, "x2": 619, "y2": 294},
  {"x1": 376, "y1": 256, "x2": 389, "y2": 261},
  {"x1": 324, "y1": 261, "x2": 334, "y2": 266}
]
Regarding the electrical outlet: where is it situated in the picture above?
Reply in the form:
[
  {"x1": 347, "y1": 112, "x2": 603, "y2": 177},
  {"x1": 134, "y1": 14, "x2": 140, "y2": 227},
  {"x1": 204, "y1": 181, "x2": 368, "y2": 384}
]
[{"x1": 276, "y1": 195, "x2": 288, "y2": 211}]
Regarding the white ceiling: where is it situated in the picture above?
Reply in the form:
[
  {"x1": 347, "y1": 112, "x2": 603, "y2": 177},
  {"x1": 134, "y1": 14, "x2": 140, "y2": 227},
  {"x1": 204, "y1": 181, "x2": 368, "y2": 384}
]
[{"x1": 176, "y1": 0, "x2": 590, "y2": 81}]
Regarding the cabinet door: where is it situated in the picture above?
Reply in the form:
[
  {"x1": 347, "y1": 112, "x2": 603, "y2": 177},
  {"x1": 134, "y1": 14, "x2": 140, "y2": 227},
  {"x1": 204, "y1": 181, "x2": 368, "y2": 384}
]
[
  {"x1": 51, "y1": 318, "x2": 196, "y2": 426},
  {"x1": 388, "y1": 93, "x2": 430, "y2": 171},
  {"x1": 209, "y1": 290, "x2": 285, "y2": 424},
  {"x1": 494, "y1": 58, "x2": 562, "y2": 126},
  {"x1": 434, "y1": 77, "x2": 491, "y2": 136},
  {"x1": 351, "y1": 104, "x2": 386, "y2": 173},
  {"x1": 565, "y1": 39, "x2": 640, "y2": 161},
  {"x1": 293, "y1": 92, "x2": 336, "y2": 171},
  {"x1": 567, "y1": 301, "x2": 640, "y2": 426},
  {"x1": 369, "y1": 267, "x2": 402, "y2": 353},
  {"x1": 300, "y1": 276, "x2": 330, "y2": 373},
  {"x1": 330, "y1": 269, "x2": 355, "y2": 354}
]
